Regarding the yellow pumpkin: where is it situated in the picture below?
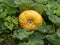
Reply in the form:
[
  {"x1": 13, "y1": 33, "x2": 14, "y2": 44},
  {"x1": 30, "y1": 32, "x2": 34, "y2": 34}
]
[{"x1": 19, "y1": 10, "x2": 43, "y2": 31}]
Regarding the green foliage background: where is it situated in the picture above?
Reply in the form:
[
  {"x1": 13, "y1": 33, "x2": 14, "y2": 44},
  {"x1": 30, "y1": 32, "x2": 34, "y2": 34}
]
[{"x1": 0, "y1": 0, "x2": 60, "y2": 45}]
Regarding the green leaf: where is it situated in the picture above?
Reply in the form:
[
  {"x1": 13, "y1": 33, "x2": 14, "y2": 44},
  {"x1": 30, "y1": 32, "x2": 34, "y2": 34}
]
[
  {"x1": 4, "y1": 16, "x2": 13, "y2": 22},
  {"x1": 18, "y1": 0, "x2": 33, "y2": 11},
  {"x1": 19, "y1": 40, "x2": 44, "y2": 45},
  {"x1": 28, "y1": 31, "x2": 46, "y2": 40},
  {"x1": 0, "y1": 7, "x2": 3, "y2": 12},
  {"x1": 46, "y1": 34, "x2": 60, "y2": 45},
  {"x1": 36, "y1": 25, "x2": 55, "y2": 34},
  {"x1": 0, "y1": 0, "x2": 4, "y2": 2},
  {"x1": 4, "y1": 16, "x2": 18, "y2": 30},
  {"x1": 4, "y1": 16, "x2": 18, "y2": 25},
  {"x1": 11, "y1": 17, "x2": 18, "y2": 25},
  {"x1": 33, "y1": 4, "x2": 46, "y2": 14},
  {"x1": 48, "y1": 15, "x2": 60, "y2": 27},
  {"x1": 46, "y1": 1, "x2": 58, "y2": 16},
  {"x1": 56, "y1": 28, "x2": 60, "y2": 37},
  {"x1": 34, "y1": 0, "x2": 47, "y2": 4},
  {"x1": 0, "y1": 11, "x2": 7, "y2": 18},
  {"x1": 46, "y1": 9, "x2": 54, "y2": 15},
  {"x1": 55, "y1": 9, "x2": 60, "y2": 16},
  {"x1": 0, "y1": 19, "x2": 4, "y2": 34},
  {"x1": 4, "y1": 0, "x2": 17, "y2": 7},
  {"x1": 5, "y1": 7, "x2": 17, "y2": 14},
  {"x1": 4, "y1": 22, "x2": 14, "y2": 30},
  {"x1": 0, "y1": 26, "x2": 7, "y2": 35},
  {"x1": 46, "y1": 1, "x2": 58, "y2": 10},
  {"x1": 57, "y1": 0, "x2": 60, "y2": 3},
  {"x1": 20, "y1": 3, "x2": 32, "y2": 9},
  {"x1": 4, "y1": 37, "x2": 16, "y2": 45},
  {"x1": 13, "y1": 29, "x2": 34, "y2": 40},
  {"x1": 15, "y1": 0, "x2": 33, "y2": 5}
]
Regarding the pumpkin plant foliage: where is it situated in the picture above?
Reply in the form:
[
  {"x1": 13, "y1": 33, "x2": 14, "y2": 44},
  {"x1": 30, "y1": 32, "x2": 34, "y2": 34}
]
[{"x1": 0, "y1": 0, "x2": 60, "y2": 45}]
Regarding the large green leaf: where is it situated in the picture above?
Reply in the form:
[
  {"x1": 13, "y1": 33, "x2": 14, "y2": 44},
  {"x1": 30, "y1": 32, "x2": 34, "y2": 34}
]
[
  {"x1": 56, "y1": 28, "x2": 60, "y2": 37},
  {"x1": 5, "y1": 7, "x2": 17, "y2": 15},
  {"x1": 48, "y1": 15, "x2": 60, "y2": 27},
  {"x1": 34, "y1": 0, "x2": 47, "y2": 4},
  {"x1": 19, "y1": 40, "x2": 44, "y2": 45},
  {"x1": 46, "y1": 34, "x2": 60, "y2": 45},
  {"x1": 0, "y1": 11, "x2": 7, "y2": 18},
  {"x1": 36, "y1": 25, "x2": 55, "y2": 34},
  {"x1": 13, "y1": 29, "x2": 34, "y2": 40},
  {"x1": 46, "y1": 9, "x2": 54, "y2": 15},
  {"x1": 28, "y1": 31, "x2": 46, "y2": 40},
  {"x1": 4, "y1": 0, "x2": 17, "y2": 7},
  {"x1": 33, "y1": 4, "x2": 46, "y2": 14}
]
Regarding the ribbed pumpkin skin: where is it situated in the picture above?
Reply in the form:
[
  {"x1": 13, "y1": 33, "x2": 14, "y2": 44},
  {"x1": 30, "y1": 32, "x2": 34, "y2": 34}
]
[{"x1": 19, "y1": 10, "x2": 43, "y2": 30}]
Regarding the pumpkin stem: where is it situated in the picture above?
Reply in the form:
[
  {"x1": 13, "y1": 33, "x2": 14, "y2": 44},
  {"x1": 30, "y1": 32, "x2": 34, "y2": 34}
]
[{"x1": 28, "y1": 21, "x2": 33, "y2": 26}]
